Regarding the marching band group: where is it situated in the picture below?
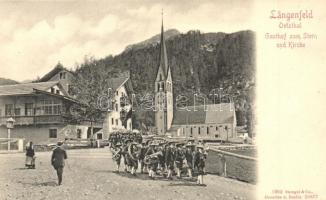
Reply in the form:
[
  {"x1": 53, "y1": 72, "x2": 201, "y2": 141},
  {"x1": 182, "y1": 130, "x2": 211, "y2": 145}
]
[{"x1": 109, "y1": 132, "x2": 208, "y2": 186}]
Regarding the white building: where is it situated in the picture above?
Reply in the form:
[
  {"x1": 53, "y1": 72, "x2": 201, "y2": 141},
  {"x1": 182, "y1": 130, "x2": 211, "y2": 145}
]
[{"x1": 101, "y1": 76, "x2": 133, "y2": 139}]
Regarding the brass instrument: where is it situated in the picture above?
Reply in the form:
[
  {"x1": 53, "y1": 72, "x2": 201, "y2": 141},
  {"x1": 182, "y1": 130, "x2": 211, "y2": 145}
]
[
  {"x1": 144, "y1": 151, "x2": 163, "y2": 165},
  {"x1": 112, "y1": 149, "x2": 121, "y2": 161}
]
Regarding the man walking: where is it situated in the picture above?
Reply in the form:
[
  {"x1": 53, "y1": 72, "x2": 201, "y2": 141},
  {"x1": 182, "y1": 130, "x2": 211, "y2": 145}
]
[{"x1": 51, "y1": 141, "x2": 68, "y2": 186}]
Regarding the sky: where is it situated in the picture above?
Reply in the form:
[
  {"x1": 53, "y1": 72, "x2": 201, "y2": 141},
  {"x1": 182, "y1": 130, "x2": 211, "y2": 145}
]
[{"x1": 0, "y1": 0, "x2": 254, "y2": 82}]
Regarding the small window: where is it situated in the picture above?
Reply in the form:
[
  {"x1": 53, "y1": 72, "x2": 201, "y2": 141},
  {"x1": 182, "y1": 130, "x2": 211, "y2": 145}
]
[
  {"x1": 190, "y1": 127, "x2": 193, "y2": 136},
  {"x1": 51, "y1": 87, "x2": 55, "y2": 93},
  {"x1": 215, "y1": 134, "x2": 219, "y2": 138},
  {"x1": 207, "y1": 127, "x2": 209, "y2": 135},
  {"x1": 14, "y1": 108, "x2": 21, "y2": 116},
  {"x1": 5, "y1": 104, "x2": 14, "y2": 116},
  {"x1": 111, "y1": 118, "x2": 114, "y2": 125},
  {"x1": 97, "y1": 133, "x2": 103, "y2": 140},
  {"x1": 198, "y1": 127, "x2": 201, "y2": 135},
  {"x1": 60, "y1": 72, "x2": 66, "y2": 79},
  {"x1": 56, "y1": 90, "x2": 60, "y2": 95},
  {"x1": 159, "y1": 74, "x2": 162, "y2": 81},
  {"x1": 116, "y1": 91, "x2": 118, "y2": 96},
  {"x1": 49, "y1": 129, "x2": 57, "y2": 138},
  {"x1": 115, "y1": 119, "x2": 118, "y2": 125},
  {"x1": 25, "y1": 103, "x2": 34, "y2": 116},
  {"x1": 216, "y1": 126, "x2": 218, "y2": 131},
  {"x1": 77, "y1": 129, "x2": 82, "y2": 139}
]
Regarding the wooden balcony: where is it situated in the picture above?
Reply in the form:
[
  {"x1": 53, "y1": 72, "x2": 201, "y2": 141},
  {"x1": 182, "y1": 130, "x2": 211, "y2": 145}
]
[
  {"x1": 34, "y1": 115, "x2": 64, "y2": 124},
  {"x1": 0, "y1": 115, "x2": 64, "y2": 126}
]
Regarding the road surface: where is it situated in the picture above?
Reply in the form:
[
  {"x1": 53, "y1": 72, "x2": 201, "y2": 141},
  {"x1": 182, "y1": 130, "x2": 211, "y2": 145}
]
[{"x1": 0, "y1": 148, "x2": 256, "y2": 200}]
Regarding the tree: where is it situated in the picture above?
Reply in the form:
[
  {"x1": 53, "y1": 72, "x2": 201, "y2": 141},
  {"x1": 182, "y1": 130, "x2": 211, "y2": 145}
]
[{"x1": 69, "y1": 58, "x2": 116, "y2": 138}]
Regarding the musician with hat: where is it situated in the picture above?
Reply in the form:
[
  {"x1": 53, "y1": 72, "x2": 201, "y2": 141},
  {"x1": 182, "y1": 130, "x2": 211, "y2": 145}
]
[
  {"x1": 138, "y1": 142, "x2": 148, "y2": 174},
  {"x1": 144, "y1": 142, "x2": 159, "y2": 179},
  {"x1": 112, "y1": 142, "x2": 123, "y2": 172},
  {"x1": 185, "y1": 142, "x2": 195, "y2": 178},
  {"x1": 175, "y1": 143, "x2": 185, "y2": 178},
  {"x1": 121, "y1": 139, "x2": 131, "y2": 172},
  {"x1": 128, "y1": 140, "x2": 140, "y2": 175},
  {"x1": 165, "y1": 142, "x2": 176, "y2": 179},
  {"x1": 194, "y1": 144, "x2": 207, "y2": 186}
]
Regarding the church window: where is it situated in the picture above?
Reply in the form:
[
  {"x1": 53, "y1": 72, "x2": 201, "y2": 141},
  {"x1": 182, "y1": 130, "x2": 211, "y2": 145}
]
[
  {"x1": 111, "y1": 118, "x2": 114, "y2": 125},
  {"x1": 162, "y1": 82, "x2": 165, "y2": 91},
  {"x1": 198, "y1": 127, "x2": 201, "y2": 135},
  {"x1": 207, "y1": 127, "x2": 209, "y2": 135},
  {"x1": 216, "y1": 126, "x2": 218, "y2": 131},
  {"x1": 190, "y1": 127, "x2": 193, "y2": 136}
]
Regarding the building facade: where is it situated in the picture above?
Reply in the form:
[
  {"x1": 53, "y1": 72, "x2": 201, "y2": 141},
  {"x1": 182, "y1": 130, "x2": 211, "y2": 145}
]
[
  {"x1": 169, "y1": 104, "x2": 237, "y2": 141},
  {"x1": 102, "y1": 76, "x2": 133, "y2": 138},
  {"x1": 0, "y1": 81, "x2": 82, "y2": 144}
]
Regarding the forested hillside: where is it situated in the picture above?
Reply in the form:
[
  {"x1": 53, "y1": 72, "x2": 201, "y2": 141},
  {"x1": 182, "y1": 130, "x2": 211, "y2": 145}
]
[{"x1": 72, "y1": 29, "x2": 256, "y2": 136}]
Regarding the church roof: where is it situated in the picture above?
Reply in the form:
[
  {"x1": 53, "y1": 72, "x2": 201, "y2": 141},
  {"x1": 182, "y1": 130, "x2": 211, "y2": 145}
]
[
  {"x1": 156, "y1": 17, "x2": 170, "y2": 79},
  {"x1": 172, "y1": 103, "x2": 235, "y2": 125}
]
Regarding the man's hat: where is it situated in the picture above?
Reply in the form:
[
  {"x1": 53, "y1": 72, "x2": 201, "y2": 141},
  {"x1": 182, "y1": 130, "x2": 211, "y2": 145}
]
[
  {"x1": 115, "y1": 142, "x2": 122, "y2": 146},
  {"x1": 186, "y1": 141, "x2": 195, "y2": 147},
  {"x1": 176, "y1": 143, "x2": 185, "y2": 147},
  {"x1": 57, "y1": 141, "x2": 64, "y2": 146}
]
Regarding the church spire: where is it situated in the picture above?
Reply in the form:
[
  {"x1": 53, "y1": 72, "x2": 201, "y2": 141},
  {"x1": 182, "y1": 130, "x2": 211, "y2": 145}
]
[{"x1": 159, "y1": 9, "x2": 169, "y2": 77}]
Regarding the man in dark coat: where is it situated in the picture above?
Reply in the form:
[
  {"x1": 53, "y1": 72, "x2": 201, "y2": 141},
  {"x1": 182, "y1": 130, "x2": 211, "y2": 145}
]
[{"x1": 51, "y1": 141, "x2": 68, "y2": 186}]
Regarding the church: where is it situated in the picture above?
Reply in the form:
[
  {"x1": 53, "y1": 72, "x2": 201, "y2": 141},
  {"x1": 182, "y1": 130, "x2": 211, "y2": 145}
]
[{"x1": 154, "y1": 18, "x2": 237, "y2": 141}]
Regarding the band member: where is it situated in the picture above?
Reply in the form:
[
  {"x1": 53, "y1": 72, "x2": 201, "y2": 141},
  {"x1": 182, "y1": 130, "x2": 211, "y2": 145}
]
[
  {"x1": 138, "y1": 142, "x2": 147, "y2": 173},
  {"x1": 112, "y1": 142, "x2": 122, "y2": 172},
  {"x1": 185, "y1": 142, "x2": 195, "y2": 178},
  {"x1": 194, "y1": 144, "x2": 207, "y2": 186},
  {"x1": 145, "y1": 142, "x2": 157, "y2": 179},
  {"x1": 121, "y1": 139, "x2": 131, "y2": 172},
  {"x1": 25, "y1": 141, "x2": 35, "y2": 169},
  {"x1": 51, "y1": 141, "x2": 68, "y2": 186},
  {"x1": 175, "y1": 143, "x2": 185, "y2": 178},
  {"x1": 165, "y1": 142, "x2": 176, "y2": 179},
  {"x1": 158, "y1": 142, "x2": 166, "y2": 176},
  {"x1": 128, "y1": 141, "x2": 140, "y2": 175}
]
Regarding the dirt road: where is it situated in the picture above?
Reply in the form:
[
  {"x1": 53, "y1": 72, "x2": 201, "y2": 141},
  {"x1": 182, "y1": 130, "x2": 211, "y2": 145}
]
[{"x1": 0, "y1": 148, "x2": 256, "y2": 200}]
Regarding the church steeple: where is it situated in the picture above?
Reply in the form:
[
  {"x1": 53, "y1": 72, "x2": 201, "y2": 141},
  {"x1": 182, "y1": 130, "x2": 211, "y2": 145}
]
[
  {"x1": 159, "y1": 10, "x2": 169, "y2": 78},
  {"x1": 155, "y1": 11, "x2": 174, "y2": 135}
]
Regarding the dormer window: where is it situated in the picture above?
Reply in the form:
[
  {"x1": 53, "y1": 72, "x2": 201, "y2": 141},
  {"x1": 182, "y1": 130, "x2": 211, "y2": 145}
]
[
  {"x1": 59, "y1": 72, "x2": 66, "y2": 79},
  {"x1": 56, "y1": 90, "x2": 60, "y2": 95},
  {"x1": 51, "y1": 87, "x2": 55, "y2": 93}
]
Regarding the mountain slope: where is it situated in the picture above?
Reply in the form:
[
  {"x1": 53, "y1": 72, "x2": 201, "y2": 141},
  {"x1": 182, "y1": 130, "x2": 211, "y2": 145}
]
[
  {"x1": 74, "y1": 30, "x2": 256, "y2": 134},
  {"x1": 0, "y1": 77, "x2": 19, "y2": 86}
]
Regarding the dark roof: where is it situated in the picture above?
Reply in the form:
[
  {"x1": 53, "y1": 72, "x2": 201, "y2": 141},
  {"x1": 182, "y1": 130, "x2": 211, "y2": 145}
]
[
  {"x1": 0, "y1": 81, "x2": 59, "y2": 96},
  {"x1": 172, "y1": 103, "x2": 235, "y2": 125},
  {"x1": 38, "y1": 64, "x2": 68, "y2": 82},
  {"x1": 108, "y1": 77, "x2": 129, "y2": 91}
]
